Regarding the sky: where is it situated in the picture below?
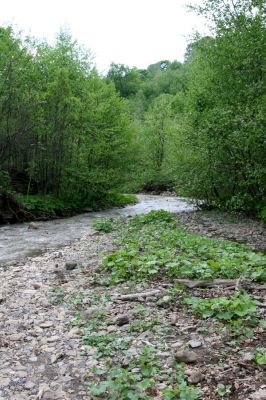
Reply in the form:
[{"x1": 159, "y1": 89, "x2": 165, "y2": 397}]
[{"x1": 0, "y1": 0, "x2": 207, "y2": 73}]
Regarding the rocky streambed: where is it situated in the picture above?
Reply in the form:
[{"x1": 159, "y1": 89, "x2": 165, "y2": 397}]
[{"x1": 0, "y1": 196, "x2": 265, "y2": 400}]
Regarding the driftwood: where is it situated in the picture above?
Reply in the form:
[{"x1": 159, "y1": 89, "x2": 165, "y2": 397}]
[
  {"x1": 173, "y1": 278, "x2": 251, "y2": 289},
  {"x1": 118, "y1": 289, "x2": 162, "y2": 301}
]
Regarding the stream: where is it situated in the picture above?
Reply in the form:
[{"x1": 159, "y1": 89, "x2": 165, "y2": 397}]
[{"x1": 0, "y1": 194, "x2": 194, "y2": 266}]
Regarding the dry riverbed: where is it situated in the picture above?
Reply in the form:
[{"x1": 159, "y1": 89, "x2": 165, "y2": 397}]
[{"x1": 0, "y1": 211, "x2": 265, "y2": 400}]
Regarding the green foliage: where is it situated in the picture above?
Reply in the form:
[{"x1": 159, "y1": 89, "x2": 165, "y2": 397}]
[
  {"x1": 88, "y1": 348, "x2": 202, "y2": 400},
  {"x1": 255, "y1": 348, "x2": 266, "y2": 365},
  {"x1": 92, "y1": 218, "x2": 118, "y2": 233},
  {"x1": 16, "y1": 194, "x2": 65, "y2": 212},
  {"x1": 103, "y1": 211, "x2": 266, "y2": 283},
  {"x1": 183, "y1": 292, "x2": 258, "y2": 321},
  {"x1": 0, "y1": 27, "x2": 134, "y2": 212},
  {"x1": 215, "y1": 384, "x2": 232, "y2": 397}
]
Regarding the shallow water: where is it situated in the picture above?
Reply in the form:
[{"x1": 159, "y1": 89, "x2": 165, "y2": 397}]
[{"x1": 0, "y1": 194, "x2": 194, "y2": 266}]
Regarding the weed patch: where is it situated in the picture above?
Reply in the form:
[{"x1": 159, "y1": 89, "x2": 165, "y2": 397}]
[{"x1": 102, "y1": 211, "x2": 266, "y2": 283}]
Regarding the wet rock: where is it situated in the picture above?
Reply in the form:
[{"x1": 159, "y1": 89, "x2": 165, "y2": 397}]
[
  {"x1": 115, "y1": 315, "x2": 130, "y2": 326},
  {"x1": 174, "y1": 350, "x2": 199, "y2": 363},
  {"x1": 188, "y1": 340, "x2": 202, "y2": 349},
  {"x1": 65, "y1": 262, "x2": 77, "y2": 271}
]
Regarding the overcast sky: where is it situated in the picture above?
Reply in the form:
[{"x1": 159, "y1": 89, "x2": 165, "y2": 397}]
[{"x1": 0, "y1": 0, "x2": 207, "y2": 72}]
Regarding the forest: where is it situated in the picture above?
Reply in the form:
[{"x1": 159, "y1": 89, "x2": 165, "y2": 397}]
[{"x1": 0, "y1": 0, "x2": 265, "y2": 222}]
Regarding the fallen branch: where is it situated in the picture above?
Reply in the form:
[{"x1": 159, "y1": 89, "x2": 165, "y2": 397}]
[
  {"x1": 173, "y1": 278, "x2": 251, "y2": 289},
  {"x1": 117, "y1": 289, "x2": 162, "y2": 301}
]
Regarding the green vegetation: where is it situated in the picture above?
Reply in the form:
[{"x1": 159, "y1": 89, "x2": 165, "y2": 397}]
[
  {"x1": 1, "y1": 0, "x2": 265, "y2": 220},
  {"x1": 88, "y1": 348, "x2": 202, "y2": 400},
  {"x1": 183, "y1": 292, "x2": 258, "y2": 321},
  {"x1": 102, "y1": 211, "x2": 266, "y2": 284},
  {"x1": 106, "y1": 0, "x2": 266, "y2": 218},
  {"x1": 0, "y1": 28, "x2": 135, "y2": 220},
  {"x1": 255, "y1": 348, "x2": 266, "y2": 365}
]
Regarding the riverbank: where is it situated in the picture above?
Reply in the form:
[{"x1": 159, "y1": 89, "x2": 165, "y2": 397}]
[
  {"x1": 0, "y1": 210, "x2": 265, "y2": 399},
  {"x1": 0, "y1": 192, "x2": 137, "y2": 225}
]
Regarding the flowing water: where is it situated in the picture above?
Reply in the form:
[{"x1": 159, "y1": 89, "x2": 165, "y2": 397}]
[{"x1": 0, "y1": 194, "x2": 195, "y2": 266}]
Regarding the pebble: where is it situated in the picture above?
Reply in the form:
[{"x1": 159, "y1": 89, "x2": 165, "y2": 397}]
[
  {"x1": 65, "y1": 262, "x2": 78, "y2": 270},
  {"x1": 174, "y1": 350, "x2": 199, "y2": 363},
  {"x1": 40, "y1": 321, "x2": 54, "y2": 328},
  {"x1": 188, "y1": 340, "x2": 202, "y2": 349},
  {"x1": 115, "y1": 315, "x2": 130, "y2": 326},
  {"x1": 24, "y1": 380, "x2": 35, "y2": 390},
  {"x1": 250, "y1": 389, "x2": 266, "y2": 400},
  {"x1": 186, "y1": 371, "x2": 204, "y2": 384},
  {"x1": 0, "y1": 378, "x2": 10, "y2": 387}
]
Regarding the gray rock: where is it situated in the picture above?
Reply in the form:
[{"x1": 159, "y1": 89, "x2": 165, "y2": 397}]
[
  {"x1": 82, "y1": 306, "x2": 100, "y2": 320},
  {"x1": 157, "y1": 295, "x2": 172, "y2": 306},
  {"x1": 24, "y1": 380, "x2": 35, "y2": 390},
  {"x1": 188, "y1": 340, "x2": 202, "y2": 349},
  {"x1": 0, "y1": 377, "x2": 10, "y2": 387},
  {"x1": 187, "y1": 371, "x2": 204, "y2": 384},
  {"x1": 250, "y1": 390, "x2": 266, "y2": 400},
  {"x1": 65, "y1": 261, "x2": 78, "y2": 270},
  {"x1": 174, "y1": 350, "x2": 198, "y2": 363},
  {"x1": 28, "y1": 222, "x2": 39, "y2": 230},
  {"x1": 115, "y1": 315, "x2": 130, "y2": 326}
]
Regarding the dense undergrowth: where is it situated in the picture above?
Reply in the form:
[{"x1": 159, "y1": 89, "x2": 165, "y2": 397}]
[
  {"x1": 17, "y1": 192, "x2": 137, "y2": 213},
  {"x1": 0, "y1": 191, "x2": 137, "y2": 224}
]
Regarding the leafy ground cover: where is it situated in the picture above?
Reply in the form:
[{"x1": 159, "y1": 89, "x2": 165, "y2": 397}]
[
  {"x1": 101, "y1": 210, "x2": 266, "y2": 284},
  {"x1": 68, "y1": 211, "x2": 265, "y2": 399}
]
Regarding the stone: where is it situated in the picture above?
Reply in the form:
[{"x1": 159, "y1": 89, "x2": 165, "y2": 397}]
[
  {"x1": 188, "y1": 340, "x2": 202, "y2": 349},
  {"x1": 187, "y1": 371, "x2": 204, "y2": 384},
  {"x1": 65, "y1": 262, "x2": 78, "y2": 270},
  {"x1": 107, "y1": 325, "x2": 117, "y2": 333},
  {"x1": 242, "y1": 352, "x2": 254, "y2": 362},
  {"x1": 0, "y1": 377, "x2": 10, "y2": 387},
  {"x1": 24, "y1": 380, "x2": 35, "y2": 390},
  {"x1": 157, "y1": 295, "x2": 172, "y2": 306},
  {"x1": 33, "y1": 283, "x2": 41, "y2": 289},
  {"x1": 250, "y1": 389, "x2": 266, "y2": 400},
  {"x1": 174, "y1": 350, "x2": 199, "y2": 363},
  {"x1": 40, "y1": 321, "x2": 54, "y2": 328},
  {"x1": 157, "y1": 351, "x2": 172, "y2": 358},
  {"x1": 115, "y1": 315, "x2": 130, "y2": 326},
  {"x1": 28, "y1": 222, "x2": 39, "y2": 230},
  {"x1": 82, "y1": 307, "x2": 100, "y2": 320},
  {"x1": 171, "y1": 341, "x2": 183, "y2": 349},
  {"x1": 9, "y1": 333, "x2": 24, "y2": 341}
]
